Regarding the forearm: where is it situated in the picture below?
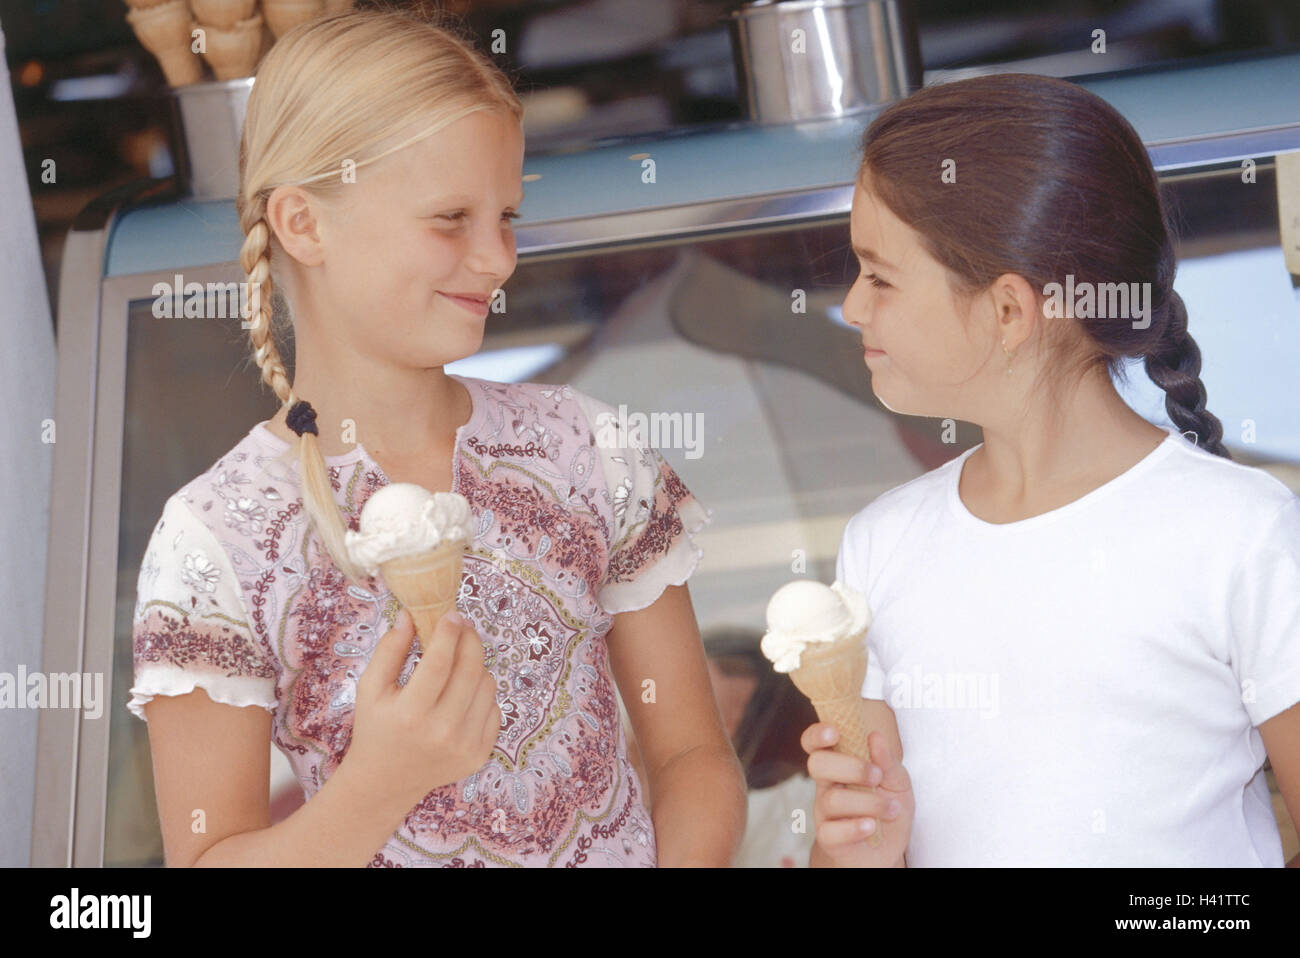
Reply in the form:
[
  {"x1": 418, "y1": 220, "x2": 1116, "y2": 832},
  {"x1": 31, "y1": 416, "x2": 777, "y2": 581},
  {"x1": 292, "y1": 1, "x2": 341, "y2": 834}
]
[
  {"x1": 647, "y1": 743, "x2": 747, "y2": 867},
  {"x1": 190, "y1": 760, "x2": 417, "y2": 867}
]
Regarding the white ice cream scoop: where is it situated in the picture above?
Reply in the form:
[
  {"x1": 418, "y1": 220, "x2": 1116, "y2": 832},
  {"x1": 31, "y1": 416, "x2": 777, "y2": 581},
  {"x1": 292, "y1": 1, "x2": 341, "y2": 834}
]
[
  {"x1": 345, "y1": 482, "x2": 473, "y2": 578},
  {"x1": 760, "y1": 579, "x2": 871, "y2": 673}
]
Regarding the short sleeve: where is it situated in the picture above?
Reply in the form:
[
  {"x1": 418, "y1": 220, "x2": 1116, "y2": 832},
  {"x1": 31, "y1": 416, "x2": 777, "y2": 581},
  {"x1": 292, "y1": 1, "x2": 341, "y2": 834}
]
[
  {"x1": 836, "y1": 510, "x2": 885, "y2": 701},
  {"x1": 127, "y1": 494, "x2": 278, "y2": 722},
  {"x1": 1228, "y1": 495, "x2": 1300, "y2": 726},
  {"x1": 573, "y1": 391, "x2": 713, "y2": 615}
]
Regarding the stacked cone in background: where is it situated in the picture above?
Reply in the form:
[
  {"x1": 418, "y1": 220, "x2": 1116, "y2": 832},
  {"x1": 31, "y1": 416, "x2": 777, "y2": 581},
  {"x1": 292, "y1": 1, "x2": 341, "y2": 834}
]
[
  {"x1": 125, "y1": 0, "x2": 341, "y2": 86},
  {"x1": 262, "y1": 0, "x2": 325, "y2": 39},
  {"x1": 197, "y1": 10, "x2": 267, "y2": 80},
  {"x1": 125, "y1": 0, "x2": 205, "y2": 87},
  {"x1": 190, "y1": 0, "x2": 256, "y2": 27}
]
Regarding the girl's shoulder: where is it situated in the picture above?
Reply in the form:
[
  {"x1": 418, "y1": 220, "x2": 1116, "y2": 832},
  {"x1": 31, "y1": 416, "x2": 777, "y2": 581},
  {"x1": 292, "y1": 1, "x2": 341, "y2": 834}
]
[
  {"x1": 157, "y1": 424, "x2": 313, "y2": 551},
  {"x1": 1155, "y1": 432, "x2": 1298, "y2": 528}
]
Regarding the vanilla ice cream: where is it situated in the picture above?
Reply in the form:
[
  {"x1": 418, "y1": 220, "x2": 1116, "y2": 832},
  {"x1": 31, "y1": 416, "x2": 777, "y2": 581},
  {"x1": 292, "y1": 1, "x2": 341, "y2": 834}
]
[
  {"x1": 345, "y1": 483, "x2": 474, "y2": 578},
  {"x1": 760, "y1": 579, "x2": 871, "y2": 673}
]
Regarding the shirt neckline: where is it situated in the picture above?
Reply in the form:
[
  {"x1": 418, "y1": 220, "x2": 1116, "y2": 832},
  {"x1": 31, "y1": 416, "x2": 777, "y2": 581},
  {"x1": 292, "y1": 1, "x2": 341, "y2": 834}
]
[
  {"x1": 249, "y1": 374, "x2": 479, "y2": 482},
  {"x1": 946, "y1": 428, "x2": 1181, "y2": 533}
]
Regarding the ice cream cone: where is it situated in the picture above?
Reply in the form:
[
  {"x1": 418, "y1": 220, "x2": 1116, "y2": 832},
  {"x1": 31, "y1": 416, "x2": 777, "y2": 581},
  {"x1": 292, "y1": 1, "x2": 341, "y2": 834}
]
[
  {"x1": 126, "y1": 0, "x2": 205, "y2": 87},
  {"x1": 199, "y1": 12, "x2": 266, "y2": 80},
  {"x1": 379, "y1": 539, "x2": 466, "y2": 651},
  {"x1": 190, "y1": 0, "x2": 257, "y2": 29},
  {"x1": 322, "y1": 0, "x2": 354, "y2": 14},
  {"x1": 262, "y1": 0, "x2": 325, "y2": 39},
  {"x1": 788, "y1": 631, "x2": 884, "y2": 847}
]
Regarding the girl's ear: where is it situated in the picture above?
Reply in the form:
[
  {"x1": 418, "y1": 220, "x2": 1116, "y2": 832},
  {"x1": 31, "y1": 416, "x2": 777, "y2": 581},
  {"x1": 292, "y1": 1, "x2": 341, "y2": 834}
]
[
  {"x1": 266, "y1": 185, "x2": 326, "y2": 267},
  {"x1": 988, "y1": 270, "x2": 1039, "y2": 351}
]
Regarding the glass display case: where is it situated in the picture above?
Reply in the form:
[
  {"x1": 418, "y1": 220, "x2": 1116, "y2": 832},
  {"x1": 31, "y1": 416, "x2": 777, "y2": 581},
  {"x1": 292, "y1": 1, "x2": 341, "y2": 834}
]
[{"x1": 34, "y1": 50, "x2": 1300, "y2": 866}]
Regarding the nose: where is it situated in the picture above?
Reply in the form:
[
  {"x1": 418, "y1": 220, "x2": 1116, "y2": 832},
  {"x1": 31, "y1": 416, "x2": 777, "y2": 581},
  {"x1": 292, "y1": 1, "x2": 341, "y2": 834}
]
[
  {"x1": 841, "y1": 282, "x2": 866, "y2": 330},
  {"x1": 463, "y1": 217, "x2": 517, "y2": 284}
]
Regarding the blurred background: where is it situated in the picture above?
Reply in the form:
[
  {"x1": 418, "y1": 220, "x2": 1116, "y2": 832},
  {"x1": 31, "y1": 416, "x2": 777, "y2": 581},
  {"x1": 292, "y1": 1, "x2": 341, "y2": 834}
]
[
  {"x1": 7, "y1": 0, "x2": 1300, "y2": 868},
  {"x1": 11, "y1": 0, "x2": 1300, "y2": 318}
]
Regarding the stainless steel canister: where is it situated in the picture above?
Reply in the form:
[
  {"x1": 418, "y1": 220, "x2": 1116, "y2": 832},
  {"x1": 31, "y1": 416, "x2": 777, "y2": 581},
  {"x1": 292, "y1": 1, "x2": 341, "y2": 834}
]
[
  {"x1": 727, "y1": 0, "x2": 922, "y2": 124},
  {"x1": 168, "y1": 77, "x2": 254, "y2": 200}
]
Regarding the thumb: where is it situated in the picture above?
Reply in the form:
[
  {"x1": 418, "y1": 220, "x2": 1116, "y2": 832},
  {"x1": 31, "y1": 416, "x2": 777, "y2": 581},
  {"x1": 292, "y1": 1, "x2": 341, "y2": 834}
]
[
  {"x1": 869, "y1": 730, "x2": 909, "y2": 792},
  {"x1": 358, "y1": 607, "x2": 417, "y2": 697}
]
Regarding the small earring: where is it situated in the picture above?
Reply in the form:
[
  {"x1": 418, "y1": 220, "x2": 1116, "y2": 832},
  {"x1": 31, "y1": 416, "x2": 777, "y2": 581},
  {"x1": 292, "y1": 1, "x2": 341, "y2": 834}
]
[{"x1": 1001, "y1": 338, "x2": 1014, "y2": 375}]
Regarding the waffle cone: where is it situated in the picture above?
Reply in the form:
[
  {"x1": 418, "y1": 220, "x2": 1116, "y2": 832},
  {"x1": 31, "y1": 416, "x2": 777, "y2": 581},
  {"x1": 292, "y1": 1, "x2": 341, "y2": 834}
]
[
  {"x1": 199, "y1": 13, "x2": 265, "y2": 80},
  {"x1": 191, "y1": 0, "x2": 257, "y2": 29},
  {"x1": 126, "y1": 0, "x2": 204, "y2": 86},
  {"x1": 263, "y1": 0, "x2": 325, "y2": 38},
  {"x1": 379, "y1": 540, "x2": 466, "y2": 650},
  {"x1": 789, "y1": 631, "x2": 884, "y2": 847}
]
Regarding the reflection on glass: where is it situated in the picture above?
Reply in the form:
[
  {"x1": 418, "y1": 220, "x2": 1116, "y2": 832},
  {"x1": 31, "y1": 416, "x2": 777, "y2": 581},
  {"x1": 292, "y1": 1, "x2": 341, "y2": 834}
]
[{"x1": 107, "y1": 171, "x2": 1298, "y2": 864}]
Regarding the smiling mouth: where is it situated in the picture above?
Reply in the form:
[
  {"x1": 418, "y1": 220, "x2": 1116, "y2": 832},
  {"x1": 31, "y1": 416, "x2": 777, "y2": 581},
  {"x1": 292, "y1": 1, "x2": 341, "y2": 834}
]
[{"x1": 439, "y1": 291, "x2": 490, "y2": 312}]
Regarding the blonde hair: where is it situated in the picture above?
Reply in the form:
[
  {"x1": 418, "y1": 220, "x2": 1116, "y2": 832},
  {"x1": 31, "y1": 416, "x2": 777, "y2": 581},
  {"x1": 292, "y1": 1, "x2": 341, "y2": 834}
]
[{"x1": 236, "y1": 5, "x2": 523, "y2": 586}]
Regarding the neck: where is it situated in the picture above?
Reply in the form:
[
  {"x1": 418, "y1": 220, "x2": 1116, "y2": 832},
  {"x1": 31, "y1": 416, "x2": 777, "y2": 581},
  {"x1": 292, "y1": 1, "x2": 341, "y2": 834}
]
[
  {"x1": 970, "y1": 364, "x2": 1166, "y2": 498},
  {"x1": 269, "y1": 357, "x2": 470, "y2": 461}
]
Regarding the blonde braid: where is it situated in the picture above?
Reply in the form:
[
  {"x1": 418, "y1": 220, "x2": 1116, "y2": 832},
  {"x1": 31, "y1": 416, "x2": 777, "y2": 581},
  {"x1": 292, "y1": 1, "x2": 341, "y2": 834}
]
[{"x1": 239, "y1": 203, "x2": 369, "y2": 587}]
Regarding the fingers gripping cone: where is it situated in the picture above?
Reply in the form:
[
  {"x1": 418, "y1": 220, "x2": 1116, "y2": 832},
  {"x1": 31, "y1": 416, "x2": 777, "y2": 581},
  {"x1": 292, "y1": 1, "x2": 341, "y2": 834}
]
[
  {"x1": 789, "y1": 635, "x2": 884, "y2": 848},
  {"x1": 763, "y1": 580, "x2": 884, "y2": 848},
  {"x1": 125, "y1": 0, "x2": 205, "y2": 87},
  {"x1": 262, "y1": 0, "x2": 325, "y2": 39},
  {"x1": 379, "y1": 540, "x2": 466, "y2": 651}
]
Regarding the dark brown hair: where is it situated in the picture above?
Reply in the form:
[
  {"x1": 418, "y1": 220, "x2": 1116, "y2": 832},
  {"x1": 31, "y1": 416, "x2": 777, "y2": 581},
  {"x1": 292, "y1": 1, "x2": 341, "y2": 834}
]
[{"x1": 858, "y1": 73, "x2": 1230, "y2": 459}]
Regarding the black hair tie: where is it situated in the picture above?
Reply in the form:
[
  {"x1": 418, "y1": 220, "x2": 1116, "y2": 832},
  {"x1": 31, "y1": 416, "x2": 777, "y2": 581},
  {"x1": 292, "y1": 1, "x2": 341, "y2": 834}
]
[{"x1": 287, "y1": 399, "x2": 319, "y2": 437}]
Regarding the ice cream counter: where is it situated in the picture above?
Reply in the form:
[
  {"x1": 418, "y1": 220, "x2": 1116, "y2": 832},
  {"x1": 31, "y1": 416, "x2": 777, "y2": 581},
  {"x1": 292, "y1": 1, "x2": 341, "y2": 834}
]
[{"x1": 34, "y1": 49, "x2": 1300, "y2": 866}]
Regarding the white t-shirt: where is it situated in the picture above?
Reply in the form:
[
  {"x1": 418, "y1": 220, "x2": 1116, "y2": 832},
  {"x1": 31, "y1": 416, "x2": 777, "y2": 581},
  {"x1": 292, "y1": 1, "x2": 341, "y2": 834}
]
[{"x1": 836, "y1": 428, "x2": 1300, "y2": 866}]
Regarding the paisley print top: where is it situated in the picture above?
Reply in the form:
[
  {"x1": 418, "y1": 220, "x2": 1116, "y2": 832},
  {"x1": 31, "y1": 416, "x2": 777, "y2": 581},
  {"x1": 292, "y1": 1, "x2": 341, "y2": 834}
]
[{"x1": 128, "y1": 375, "x2": 712, "y2": 867}]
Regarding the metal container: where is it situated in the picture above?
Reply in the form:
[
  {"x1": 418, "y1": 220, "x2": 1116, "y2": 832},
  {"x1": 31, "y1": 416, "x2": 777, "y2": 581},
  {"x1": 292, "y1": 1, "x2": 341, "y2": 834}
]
[
  {"x1": 727, "y1": 0, "x2": 922, "y2": 124},
  {"x1": 169, "y1": 77, "x2": 254, "y2": 200}
]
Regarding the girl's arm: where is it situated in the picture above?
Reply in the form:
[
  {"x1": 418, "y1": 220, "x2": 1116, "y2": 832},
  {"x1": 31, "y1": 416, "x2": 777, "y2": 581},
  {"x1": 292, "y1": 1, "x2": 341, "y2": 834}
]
[
  {"x1": 606, "y1": 582, "x2": 748, "y2": 867},
  {"x1": 144, "y1": 689, "x2": 416, "y2": 866},
  {"x1": 1258, "y1": 700, "x2": 1300, "y2": 867},
  {"x1": 143, "y1": 611, "x2": 499, "y2": 867}
]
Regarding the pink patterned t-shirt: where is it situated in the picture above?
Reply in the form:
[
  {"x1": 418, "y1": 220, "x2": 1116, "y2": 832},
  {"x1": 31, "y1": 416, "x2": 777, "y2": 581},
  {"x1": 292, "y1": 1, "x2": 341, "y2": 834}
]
[{"x1": 128, "y1": 375, "x2": 711, "y2": 867}]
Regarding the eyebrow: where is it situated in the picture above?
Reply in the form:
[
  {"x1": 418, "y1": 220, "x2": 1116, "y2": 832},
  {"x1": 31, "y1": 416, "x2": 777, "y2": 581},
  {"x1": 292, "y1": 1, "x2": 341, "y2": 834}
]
[
  {"x1": 852, "y1": 245, "x2": 896, "y2": 270},
  {"x1": 425, "y1": 193, "x2": 526, "y2": 207}
]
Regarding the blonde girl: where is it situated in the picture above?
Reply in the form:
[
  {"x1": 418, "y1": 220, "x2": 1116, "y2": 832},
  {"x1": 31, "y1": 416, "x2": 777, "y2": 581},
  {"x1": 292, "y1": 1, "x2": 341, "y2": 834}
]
[{"x1": 128, "y1": 6, "x2": 746, "y2": 867}]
